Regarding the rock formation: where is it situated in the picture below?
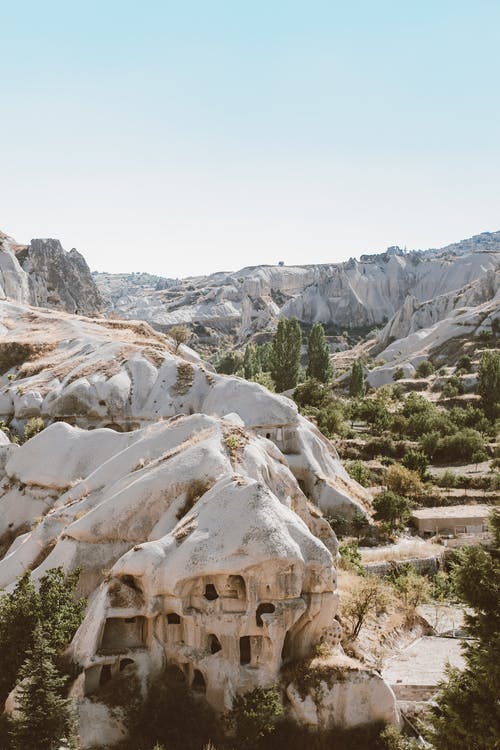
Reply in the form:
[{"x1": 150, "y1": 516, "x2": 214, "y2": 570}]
[
  {"x1": 94, "y1": 231, "x2": 500, "y2": 348},
  {"x1": 0, "y1": 229, "x2": 102, "y2": 314},
  {"x1": 0, "y1": 302, "x2": 398, "y2": 746}
]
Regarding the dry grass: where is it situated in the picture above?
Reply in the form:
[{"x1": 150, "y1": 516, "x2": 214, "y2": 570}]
[{"x1": 360, "y1": 538, "x2": 442, "y2": 563}]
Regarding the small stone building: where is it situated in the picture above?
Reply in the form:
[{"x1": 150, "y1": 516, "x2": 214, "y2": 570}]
[{"x1": 411, "y1": 504, "x2": 491, "y2": 538}]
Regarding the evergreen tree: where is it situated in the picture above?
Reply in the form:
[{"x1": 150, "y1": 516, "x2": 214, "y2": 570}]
[
  {"x1": 243, "y1": 343, "x2": 258, "y2": 380},
  {"x1": 306, "y1": 323, "x2": 332, "y2": 382},
  {"x1": 429, "y1": 509, "x2": 500, "y2": 749},
  {"x1": 256, "y1": 342, "x2": 273, "y2": 372},
  {"x1": 271, "y1": 318, "x2": 302, "y2": 392},
  {"x1": 478, "y1": 349, "x2": 500, "y2": 420},
  {"x1": 0, "y1": 567, "x2": 85, "y2": 706},
  {"x1": 349, "y1": 359, "x2": 365, "y2": 398},
  {"x1": 9, "y1": 625, "x2": 75, "y2": 750}
]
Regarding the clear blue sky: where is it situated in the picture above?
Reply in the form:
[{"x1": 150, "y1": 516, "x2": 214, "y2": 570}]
[{"x1": 1, "y1": 0, "x2": 499, "y2": 277}]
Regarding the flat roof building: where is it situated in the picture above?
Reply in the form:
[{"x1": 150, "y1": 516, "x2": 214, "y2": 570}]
[{"x1": 411, "y1": 504, "x2": 491, "y2": 538}]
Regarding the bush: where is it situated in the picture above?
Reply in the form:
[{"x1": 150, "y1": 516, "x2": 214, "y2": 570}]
[
  {"x1": 415, "y1": 360, "x2": 434, "y2": 378},
  {"x1": 342, "y1": 577, "x2": 391, "y2": 639},
  {"x1": 345, "y1": 460, "x2": 374, "y2": 487},
  {"x1": 392, "y1": 367, "x2": 405, "y2": 381},
  {"x1": 385, "y1": 464, "x2": 423, "y2": 498},
  {"x1": 433, "y1": 428, "x2": 487, "y2": 464},
  {"x1": 133, "y1": 666, "x2": 221, "y2": 750},
  {"x1": 339, "y1": 541, "x2": 365, "y2": 575},
  {"x1": 401, "y1": 449, "x2": 428, "y2": 478},
  {"x1": 23, "y1": 417, "x2": 45, "y2": 442},
  {"x1": 373, "y1": 491, "x2": 412, "y2": 530},
  {"x1": 224, "y1": 687, "x2": 283, "y2": 750},
  {"x1": 456, "y1": 355, "x2": 472, "y2": 373}
]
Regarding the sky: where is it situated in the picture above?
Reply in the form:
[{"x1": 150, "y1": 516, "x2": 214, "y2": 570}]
[{"x1": 1, "y1": 0, "x2": 499, "y2": 278}]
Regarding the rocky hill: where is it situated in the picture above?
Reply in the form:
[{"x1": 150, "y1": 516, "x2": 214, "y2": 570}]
[
  {"x1": 94, "y1": 231, "x2": 500, "y2": 352},
  {"x1": 0, "y1": 299, "x2": 402, "y2": 747},
  {"x1": 0, "y1": 230, "x2": 102, "y2": 315}
]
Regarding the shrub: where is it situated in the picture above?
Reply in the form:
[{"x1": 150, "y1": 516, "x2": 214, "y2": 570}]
[
  {"x1": 134, "y1": 666, "x2": 221, "y2": 750},
  {"x1": 401, "y1": 449, "x2": 428, "y2": 478},
  {"x1": 433, "y1": 428, "x2": 487, "y2": 464},
  {"x1": 385, "y1": 464, "x2": 423, "y2": 498},
  {"x1": 23, "y1": 417, "x2": 45, "y2": 442},
  {"x1": 339, "y1": 541, "x2": 365, "y2": 575},
  {"x1": 373, "y1": 490, "x2": 412, "y2": 530},
  {"x1": 456, "y1": 355, "x2": 472, "y2": 373},
  {"x1": 224, "y1": 687, "x2": 283, "y2": 750},
  {"x1": 415, "y1": 360, "x2": 434, "y2": 378},
  {"x1": 345, "y1": 460, "x2": 373, "y2": 487},
  {"x1": 342, "y1": 577, "x2": 391, "y2": 639},
  {"x1": 168, "y1": 325, "x2": 191, "y2": 351}
]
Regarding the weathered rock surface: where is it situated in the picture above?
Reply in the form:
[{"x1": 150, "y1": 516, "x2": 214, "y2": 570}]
[
  {"x1": 0, "y1": 229, "x2": 102, "y2": 314},
  {"x1": 16, "y1": 237, "x2": 103, "y2": 314},
  {"x1": 94, "y1": 231, "x2": 500, "y2": 346},
  {"x1": 0, "y1": 300, "x2": 369, "y2": 526}
]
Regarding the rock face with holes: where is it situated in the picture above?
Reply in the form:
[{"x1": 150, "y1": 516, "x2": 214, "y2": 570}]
[{"x1": 68, "y1": 476, "x2": 339, "y2": 722}]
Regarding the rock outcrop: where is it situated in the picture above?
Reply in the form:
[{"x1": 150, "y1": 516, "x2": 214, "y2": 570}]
[
  {"x1": 0, "y1": 229, "x2": 102, "y2": 314},
  {"x1": 15, "y1": 237, "x2": 102, "y2": 314},
  {"x1": 0, "y1": 300, "x2": 369, "y2": 521},
  {"x1": 0, "y1": 301, "x2": 399, "y2": 746},
  {"x1": 94, "y1": 231, "x2": 500, "y2": 347}
]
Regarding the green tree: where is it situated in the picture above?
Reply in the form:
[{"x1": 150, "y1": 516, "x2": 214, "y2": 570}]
[
  {"x1": 349, "y1": 359, "x2": 365, "y2": 398},
  {"x1": 224, "y1": 686, "x2": 283, "y2": 750},
  {"x1": 373, "y1": 490, "x2": 412, "y2": 531},
  {"x1": 306, "y1": 323, "x2": 332, "y2": 382},
  {"x1": 9, "y1": 625, "x2": 76, "y2": 750},
  {"x1": 271, "y1": 318, "x2": 302, "y2": 392},
  {"x1": 243, "y1": 343, "x2": 258, "y2": 380},
  {"x1": 429, "y1": 509, "x2": 500, "y2": 749},
  {"x1": 215, "y1": 351, "x2": 244, "y2": 375},
  {"x1": 0, "y1": 568, "x2": 85, "y2": 706},
  {"x1": 415, "y1": 360, "x2": 434, "y2": 378},
  {"x1": 478, "y1": 349, "x2": 500, "y2": 420},
  {"x1": 401, "y1": 449, "x2": 428, "y2": 478},
  {"x1": 255, "y1": 342, "x2": 273, "y2": 372}
]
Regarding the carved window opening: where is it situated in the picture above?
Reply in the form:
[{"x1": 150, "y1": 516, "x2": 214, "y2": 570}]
[
  {"x1": 204, "y1": 583, "x2": 219, "y2": 601},
  {"x1": 226, "y1": 575, "x2": 246, "y2": 599},
  {"x1": 192, "y1": 669, "x2": 206, "y2": 693},
  {"x1": 101, "y1": 616, "x2": 145, "y2": 651},
  {"x1": 256, "y1": 602, "x2": 275, "y2": 627},
  {"x1": 167, "y1": 613, "x2": 181, "y2": 624},
  {"x1": 99, "y1": 664, "x2": 112, "y2": 686},
  {"x1": 119, "y1": 658, "x2": 134, "y2": 672},
  {"x1": 121, "y1": 575, "x2": 140, "y2": 592},
  {"x1": 266, "y1": 432, "x2": 271, "y2": 439},
  {"x1": 209, "y1": 634, "x2": 222, "y2": 654},
  {"x1": 240, "y1": 636, "x2": 251, "y2": 665}
]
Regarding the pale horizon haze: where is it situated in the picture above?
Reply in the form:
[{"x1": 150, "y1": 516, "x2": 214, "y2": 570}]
[{"x1": 1, "y1": 0, "x2": 499, "y2": 277}]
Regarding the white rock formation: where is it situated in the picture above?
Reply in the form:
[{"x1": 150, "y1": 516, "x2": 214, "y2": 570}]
[
  {"x1": 0, "y1": 229, "x2": 102, "y2": 314},
  {"x1": 94, "y1": 232, "x2": 500, "y2": 344},
  {"x1": 0, "y1": 301, "x2": 369, "y2": 520}
]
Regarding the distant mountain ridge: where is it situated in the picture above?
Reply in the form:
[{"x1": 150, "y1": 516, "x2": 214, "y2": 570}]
[{"x1": 94, "y1": 230, "x2": 500, "y2": 350}]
